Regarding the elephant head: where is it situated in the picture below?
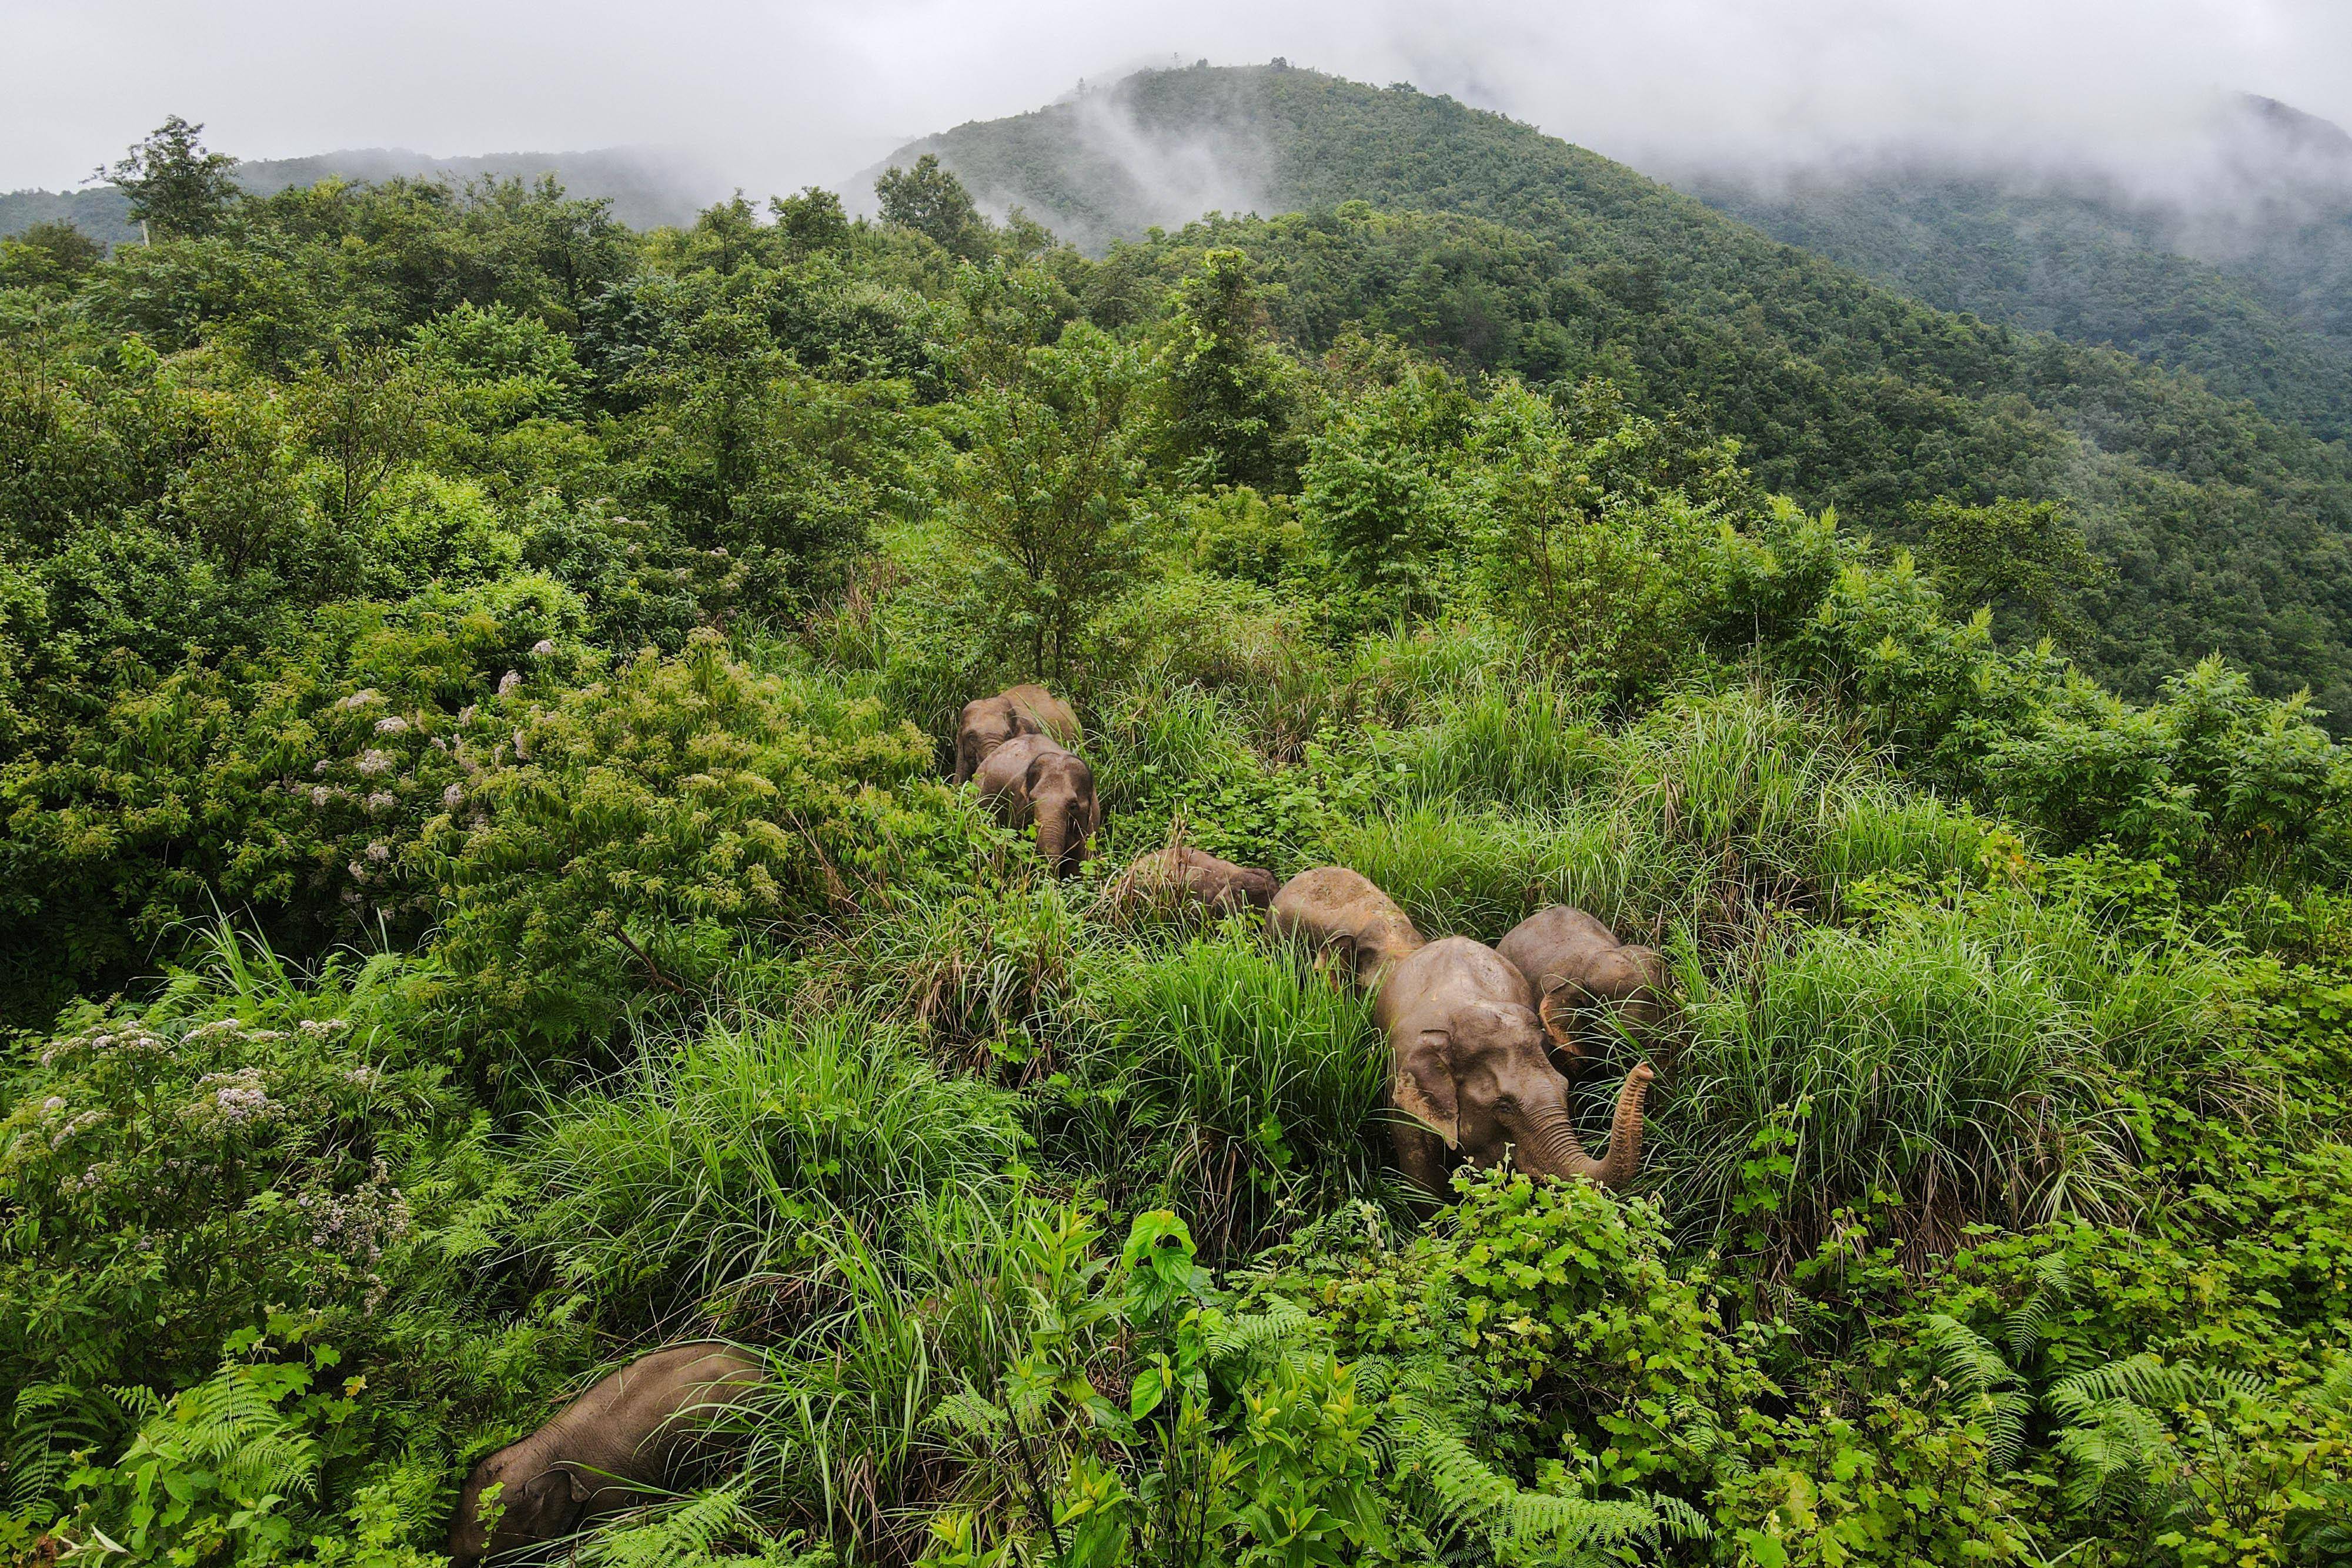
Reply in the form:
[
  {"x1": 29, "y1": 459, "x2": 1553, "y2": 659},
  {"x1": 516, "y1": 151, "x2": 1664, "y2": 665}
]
[
  {"x1": 1535, "y1": 943, "x2": 1674, "y2": 1047},
  {"x1": 954, "y1": 699, "x2": 1040, "y2": 785},
  {"x1": 1396, "y1": 999, "x2": 1654, "y2": 1188},
  {"x1": 1025, "y1": 747, "x2": 1099, "y2": 875},
  {"x1": 1228, "y1": 865, "x2": 1281, "y2": 911},
  {"x1": 449, "y1": 1448, "x2": 585, "y2": 1566}
]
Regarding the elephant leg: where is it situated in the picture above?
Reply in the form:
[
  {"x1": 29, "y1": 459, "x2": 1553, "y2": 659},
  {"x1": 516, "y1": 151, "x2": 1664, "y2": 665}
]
[{"x1": 1391, "y1": 1121, "x2": 1452, "y2": 1211}]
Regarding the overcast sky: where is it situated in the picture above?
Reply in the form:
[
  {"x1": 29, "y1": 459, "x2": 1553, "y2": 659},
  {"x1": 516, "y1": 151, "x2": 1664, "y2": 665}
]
[{"x1": 5, "y1": 0, "x2": 2350, "y2": 193}]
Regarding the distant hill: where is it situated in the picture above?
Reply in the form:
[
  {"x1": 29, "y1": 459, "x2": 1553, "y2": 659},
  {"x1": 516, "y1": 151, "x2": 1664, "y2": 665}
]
[
  {"x1": 0, "y1": 144, "x2": 726, "y2": 248},
  {"x1": 887, "y1": 65, "x2": 2352, "y2": 714},
  {"x1": 1678, "y1": 95, "x2": 2352, "y2": 442}
]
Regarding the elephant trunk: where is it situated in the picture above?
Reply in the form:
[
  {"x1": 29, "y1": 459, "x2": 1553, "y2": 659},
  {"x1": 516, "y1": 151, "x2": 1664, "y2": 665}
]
[
  {"x1": 1516, "y1": 1065, "x2": 1655, "y2": 1189},
  {"x1": 1037, "y1": 810, "x2": 1071, "y2": 874}
]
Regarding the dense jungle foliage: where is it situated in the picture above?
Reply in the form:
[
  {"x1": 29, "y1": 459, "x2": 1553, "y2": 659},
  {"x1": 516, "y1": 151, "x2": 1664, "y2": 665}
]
[
  {"x1": 4, "y1": 113, "x2": 2351, "y2": 1567},
  {"x1": 900, "y1": 64, "x2": 2352, "y2": 717},
  {"x1": 1685, "y1": 164, "x2": 2352, "y2": 446}
]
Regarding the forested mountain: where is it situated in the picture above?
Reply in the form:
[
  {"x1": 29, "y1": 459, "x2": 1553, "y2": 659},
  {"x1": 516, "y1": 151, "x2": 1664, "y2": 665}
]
[
  {"x1": 0, "y1": 142, "x2": 721, "y2": 246},
  {"x1": 1682, "y1": 95, "x2": 2352, "y2": 443},
  {"x1": 894, "y1": 65, "x2": 2352, "y2": 714},
  {"x1": 4, "y1": 103, "x2": 2351, "y2": 1567}
]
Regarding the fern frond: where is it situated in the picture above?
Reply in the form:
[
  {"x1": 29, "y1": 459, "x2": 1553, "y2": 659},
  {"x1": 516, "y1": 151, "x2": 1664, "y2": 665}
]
[
  {"x1": 7, "y1": 1383, "x2": 121, "y2": 1510},
  {"x1": 2005, "y1": 1253, "x2": 2072, "y2": 1365},
  {"x1": 1921, "y1": 1314, "x2": 2020, "y2": 1397},
  {"x1": 1204, "y1": 1300, "x2": 1312, "y2": 1370},
  {"x1": 576, "y1": 1483, "x2": 777, "y2": 1567},
  {"x1": 1401, "y1": 1423, "x2": 1664, "y2": 1561},
  {"x1": 2045, "y1": 1353, "x2": 2253, "y2": 1424},
  {"x1": 2052, "y1": 1398, "x2": 2170, "y2": 1516}
]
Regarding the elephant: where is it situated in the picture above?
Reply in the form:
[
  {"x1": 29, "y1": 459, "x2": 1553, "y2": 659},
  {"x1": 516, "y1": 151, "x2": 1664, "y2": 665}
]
[
  {"x1": 1267, "y1": 867, "x2": 1425, "y2": 992},
  {"x1": 975, "y1": 732, "x2": 1101, "y2": 876},
  {"x1": 447, "y1": 1342, "x2": 764, "y2": 1565},
  {"x1": 1496, "y1": 906, "x2": 1675, "y2": 1074},
  {"x1": 1112, "y1": 845, "x2": 1281, "y2": 918},
  {"x1": 1374, "y1": 935, "x2": 1655, "y2": 1200},
  {"x1": 954, "y1": 683, "x2": 1081, "y2": 785}
]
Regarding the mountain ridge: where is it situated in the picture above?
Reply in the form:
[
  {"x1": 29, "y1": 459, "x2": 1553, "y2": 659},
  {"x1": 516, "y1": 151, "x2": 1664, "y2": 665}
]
[{"x1": 887, "y1": 63, "x2": 2352, "y2": 713}]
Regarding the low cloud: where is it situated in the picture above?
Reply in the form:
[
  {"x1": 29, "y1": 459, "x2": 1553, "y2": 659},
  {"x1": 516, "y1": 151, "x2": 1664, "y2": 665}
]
[{"x1": 4, "y1": 0, "x2": 2347, "y2": 214}]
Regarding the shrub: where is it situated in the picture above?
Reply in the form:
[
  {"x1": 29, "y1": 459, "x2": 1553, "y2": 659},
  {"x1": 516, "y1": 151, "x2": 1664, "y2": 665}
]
[
  {"x1": 0, "y1": 580, "x2": 589, "y2": 1018},
  {"x1": 425, "y1": 631, "x2": 958, "y2": 1047}
]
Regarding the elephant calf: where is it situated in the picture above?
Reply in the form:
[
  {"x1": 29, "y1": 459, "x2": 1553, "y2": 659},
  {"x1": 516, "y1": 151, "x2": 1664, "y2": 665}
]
[
  {"x1": 1497, "y1": 906, "x2": 1675, "y2": 1074},
  {"x1": 1114, "y1": 845, "x2": 1280, "y2": 917},
  {"x1": 1268, "y1": 867, "x2": 1425, "y2": 992},
  {"x1": 976, "y1": 732, "x2": 1100, "y2": 876},
  {"x1": 954, "y1": 683, "x2": 1081, "y2": 785},
  {"x1": 448, "y1": 1342, "x2": 764, "y2": 1564},
  {"x1": 1377, "y1": 936, "x2": 1655, "y2": 1201}
]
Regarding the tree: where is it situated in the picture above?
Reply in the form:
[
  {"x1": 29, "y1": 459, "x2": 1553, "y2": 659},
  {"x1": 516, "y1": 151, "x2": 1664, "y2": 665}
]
[
  {"x1": 1914, "y1": 496, "x2": 2106, "y2": 647},
  {"x1": 876, "y1": 154, "x2": 989, "y2": 260},
  {"x1": 0, "y1": 222, "x2": 104, "y2": 290},
  {"x1": 943, "y1": 270, "x2": 1147, "y2": 678},
  {"x1": 771, "y1": 186, "x2": 850, "y2": 253},
  {"x1": 1297, "y1": 347, "x2": 1472, "y2": 626},
  {"x1": 1464, "y1": 379, "x2": 1734, "y2": 698},
  {"x1": 1156, "y1": 248, "x2": 1299, "y2": 489},
  {"x1": 98, "y1": 115, "x2": 241, "y2": 239}
]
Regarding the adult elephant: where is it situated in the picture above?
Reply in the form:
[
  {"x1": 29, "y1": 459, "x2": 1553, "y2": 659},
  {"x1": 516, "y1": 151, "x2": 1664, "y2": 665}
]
[
  {"x1": 1497, "y1": 906, "x2": 1675, "y2": 1075},
  {"x1": 448, "y1": 1342, "x2": 763, "y2": 1565},
  {"x1": 954, "y1": 684, "x2": 1081, "y2": 785},
  {"x1": 1375, "y1": 936, "x2": 1655, "y2": 1200},
  {"x1": 1114, "y1": 845, "x2": 1281, "y2": 917},
  {"x1": 1268, "y1": 867, "x2": 1425, "y2": 992},
  {"x1": 975, "y1": 733, "x2": 1100, "y2": 876}
]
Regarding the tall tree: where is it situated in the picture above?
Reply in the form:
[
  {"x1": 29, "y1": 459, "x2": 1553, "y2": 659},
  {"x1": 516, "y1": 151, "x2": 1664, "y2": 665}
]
[
  {"x1": 1157, "y1": 247, "x2": 1299, "y2": 489},
  {"x1": 876, "y1": 154, "x2": 989, "y2": 260},
  {"x1": 98, "y1": 115, "x2": 240, "y2": 239},
  {"x1": 943, "y1": 269, "x2": 1146, "y2": 678}
]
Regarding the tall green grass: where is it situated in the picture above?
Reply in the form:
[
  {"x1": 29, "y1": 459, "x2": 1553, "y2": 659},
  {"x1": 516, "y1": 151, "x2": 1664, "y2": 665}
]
[
  {"x1": 1063, "y1": 936, "x2": 1390, "y2": 1248},
  {"x1": 526, "y1": 1012, "x2": 1025, "y2": 1319},
  {"x1": 1653, "y1": 900, "x2": 2154, "y2": 1259}
]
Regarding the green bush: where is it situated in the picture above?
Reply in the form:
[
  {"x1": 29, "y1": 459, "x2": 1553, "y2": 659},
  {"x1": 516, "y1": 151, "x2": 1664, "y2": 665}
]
[
  {"x1": 425, "y1": 631, "x2": 958, "y2": 1046},
  {"x1": 0, "y1": 579, "x2": 587, "y2": 1018}
]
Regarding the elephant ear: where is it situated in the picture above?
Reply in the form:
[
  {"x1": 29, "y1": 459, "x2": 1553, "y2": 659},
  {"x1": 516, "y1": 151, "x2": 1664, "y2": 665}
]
[
  {"x1": 1536, "y1": 989, "x2": 1578, "y2": 1051},
  {"x1": 1394, "y1": 1028, "x2": 1459, "y2": 1148}
]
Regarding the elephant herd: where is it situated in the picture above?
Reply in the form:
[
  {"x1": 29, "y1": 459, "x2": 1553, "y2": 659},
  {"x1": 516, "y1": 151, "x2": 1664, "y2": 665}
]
[
  {"x1": 956, "y1": 684, "x2": 1671, "y2": 1206},
  {"x1": 447, "y1": 686, "x2": 1675, "y2": 1562}
]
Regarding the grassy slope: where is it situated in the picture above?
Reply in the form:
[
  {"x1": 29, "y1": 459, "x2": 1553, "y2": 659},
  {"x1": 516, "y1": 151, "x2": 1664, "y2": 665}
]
[{"x1": 894, "y1": 65, "x2": 2352, "y2": 714}]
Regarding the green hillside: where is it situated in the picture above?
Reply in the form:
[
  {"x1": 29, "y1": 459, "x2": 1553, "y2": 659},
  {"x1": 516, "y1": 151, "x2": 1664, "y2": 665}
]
[
  {"x1": 895, "y1": 65, "x2": 2352, "y2": 714},
  {"x1": 4, "y1": 111, "x2": 2350, "y2": 1567},
  {"x1": 1683, "y1": 160, "x2": 2352, "y2": 443}
]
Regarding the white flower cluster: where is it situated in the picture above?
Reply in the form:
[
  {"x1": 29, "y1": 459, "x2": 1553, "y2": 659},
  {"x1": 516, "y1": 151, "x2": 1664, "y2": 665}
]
[
  {"x1": 50, "y1": 1108, "x2": 109, "y2": 1149},
  {"x1": 336, "y1": 688, "x2": 383, "y2": 711},
  {"x1": 37, "y1": 1023, "x2": 171, "y2": 1066},
  {"x1": 530, "y1": 639, "x2": 556, "y2": 656},
  {"x1": 497, "y1": 670, "x2": 522, "y2": 697},
  {"x1": 356, "y1": 750, "x2": 395, "y2": 777},
  {"x1": 302, "y1": 1158, "x2": 412, "y2": 1265},
  {"x1": 186, "y1": 1066, "x2": 280, "y2": 1126},
  {"x1": 297, "y1": 1018, "x2": 350, "y2": 1037},
  {"x1": 373, "y1": 715, "x2": 411, "y2": 735}
]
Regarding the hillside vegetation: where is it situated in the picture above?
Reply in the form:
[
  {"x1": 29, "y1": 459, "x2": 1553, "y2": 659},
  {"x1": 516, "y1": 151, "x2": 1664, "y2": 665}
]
[
  {"x1": 2, "y1": 116, "x2": 2350, "y2": 1567},
  {"x1": 1684, "y1": 159, "x2": 2352, "y2": 444},
  {"x1": 898, "y1": 65, "x2": 2352, "y2": 716}
]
